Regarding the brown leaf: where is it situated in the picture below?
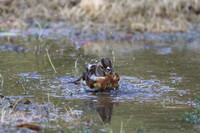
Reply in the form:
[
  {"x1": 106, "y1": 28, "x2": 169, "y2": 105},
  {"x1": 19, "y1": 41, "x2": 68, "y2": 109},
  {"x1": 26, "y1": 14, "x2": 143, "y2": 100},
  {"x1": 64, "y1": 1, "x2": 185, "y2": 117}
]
[{"x1": 16, "y1": 123, "x2": 42, "y2": 131}]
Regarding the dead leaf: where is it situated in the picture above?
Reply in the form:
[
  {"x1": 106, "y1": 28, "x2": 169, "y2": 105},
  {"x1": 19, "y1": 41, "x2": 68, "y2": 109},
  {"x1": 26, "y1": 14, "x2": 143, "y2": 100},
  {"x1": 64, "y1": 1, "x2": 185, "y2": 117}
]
[{"x1": 16, "y1": 123, "x2": 42, "y2": 131}]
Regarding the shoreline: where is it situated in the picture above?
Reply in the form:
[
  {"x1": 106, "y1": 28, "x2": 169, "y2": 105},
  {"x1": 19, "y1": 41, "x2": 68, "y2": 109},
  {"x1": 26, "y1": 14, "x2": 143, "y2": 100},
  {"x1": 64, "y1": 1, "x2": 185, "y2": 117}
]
[{"x1": 0, "y1": 0, "x2": 200, "y2": 33}]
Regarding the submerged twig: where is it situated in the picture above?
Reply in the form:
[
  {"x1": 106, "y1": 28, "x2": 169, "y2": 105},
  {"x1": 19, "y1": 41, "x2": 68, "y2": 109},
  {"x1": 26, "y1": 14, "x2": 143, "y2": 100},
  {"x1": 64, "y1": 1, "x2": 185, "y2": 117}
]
[
  {"x1": 74, "y1": 58, "x2": 80, "y2": 77},
  {"x1": 1, "y1": 106, "x2": 7, "y2": 124},
  {"x1": 125, "y1": 115, "x2": 133, "y2": 126},
  {"x1": 34, "y1": 20, "x2": 43, "y2": 42},
  {"x1": 9, "y1": 97, "x2": 24, "y2": 115},
  {"x1": 112, "y1": 50, "x2": 115, "y2": 62},
  {"x1": 74, "y1": 58, "x2": 78, "y2": 71},
  {"x1": 46, "y1": 49, "x2": 57, "y2": 73},
  {"x1": 0, "y1": 73, "x2": 4, "y2": 88},
  {"x1": 120, "y1": 121, "x2": 123, "y2": 133},
  {"x1": 19, "y1": 76, "x2": 27, "y2": 94},
  {"x1": 47, "y1": 93, "x2": 51, "y2": 103},
  {"x1": 97, "y1": 113, "x2": 113, "y2": 132}
]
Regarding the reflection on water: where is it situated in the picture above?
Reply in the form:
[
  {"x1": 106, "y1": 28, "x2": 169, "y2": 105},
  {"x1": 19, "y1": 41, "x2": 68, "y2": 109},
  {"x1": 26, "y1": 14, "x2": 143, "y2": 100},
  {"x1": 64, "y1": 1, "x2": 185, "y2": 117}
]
[
  {"x1": 87, "y1": 94, "x2": 114, "y2": 124},
  {"x1": 0, "y1": 33, "x2": 200, "y2": 132}
]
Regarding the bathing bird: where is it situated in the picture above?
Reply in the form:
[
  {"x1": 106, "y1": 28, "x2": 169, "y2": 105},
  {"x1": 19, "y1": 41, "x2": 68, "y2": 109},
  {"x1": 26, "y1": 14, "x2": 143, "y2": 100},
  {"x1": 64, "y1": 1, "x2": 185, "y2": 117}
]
[{"x1": 70, "y1": 58, "x2": 120, "y2": 91}]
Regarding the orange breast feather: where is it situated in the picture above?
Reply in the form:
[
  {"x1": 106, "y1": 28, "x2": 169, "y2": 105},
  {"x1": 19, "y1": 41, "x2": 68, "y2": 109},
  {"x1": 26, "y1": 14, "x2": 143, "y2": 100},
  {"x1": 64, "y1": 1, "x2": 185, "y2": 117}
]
[{"x1": 91, "y1": 73, "x2": 120, "y2": 90}]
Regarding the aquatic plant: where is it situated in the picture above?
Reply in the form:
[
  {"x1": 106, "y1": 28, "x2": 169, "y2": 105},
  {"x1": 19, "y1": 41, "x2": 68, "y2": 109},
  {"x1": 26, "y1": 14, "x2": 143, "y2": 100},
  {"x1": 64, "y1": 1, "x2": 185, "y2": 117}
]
[
  {"x1": 160, "y1": 98, "x2": 174, "y2": 107},
  {"x1": 135, "y1": 125, "x2": 147, "y2": 132},
  {"x1": 180, "y1": 95, "x2": 200, "y2": 123},
  {"x1": 195, "y1": 95, "x2": 200, "y2": 102},
  {"x1": 0, "y1": 73, "x2": 4, "y2": 88},
  {"x1": 181, "y1": 108, "x2": 200, "y2": 123},
  {"x1": 46, "y1": 48, "x2": 57, "y2": 73}
]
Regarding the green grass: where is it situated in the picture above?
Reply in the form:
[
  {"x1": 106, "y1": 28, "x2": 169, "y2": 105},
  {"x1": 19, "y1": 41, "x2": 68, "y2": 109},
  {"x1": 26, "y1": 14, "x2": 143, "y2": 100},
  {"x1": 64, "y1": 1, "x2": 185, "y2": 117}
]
[
  {"x1": 181, "y1": 108, "x2": 200, "y2": 123},
  {"x1": 181, "y1": 96, "x2": 200, "y2": 124},
  {"x1": 195, "y1": 95, "x2": 200, "y2": 102}
]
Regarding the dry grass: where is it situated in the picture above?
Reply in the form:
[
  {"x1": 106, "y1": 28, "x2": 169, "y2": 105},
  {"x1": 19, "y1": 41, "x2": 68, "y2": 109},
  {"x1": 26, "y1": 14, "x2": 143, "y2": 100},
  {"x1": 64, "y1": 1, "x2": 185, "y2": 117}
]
[{"x1": 0, "y1": 0, "x2": 200, "y2": 32}]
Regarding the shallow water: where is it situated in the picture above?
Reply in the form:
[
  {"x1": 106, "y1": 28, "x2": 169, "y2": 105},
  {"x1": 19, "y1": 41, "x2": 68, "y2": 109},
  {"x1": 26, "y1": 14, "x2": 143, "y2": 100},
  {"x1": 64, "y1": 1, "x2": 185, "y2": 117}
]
[{"x1": 0, "y1": 30, "x2": 200, "y2": 132}]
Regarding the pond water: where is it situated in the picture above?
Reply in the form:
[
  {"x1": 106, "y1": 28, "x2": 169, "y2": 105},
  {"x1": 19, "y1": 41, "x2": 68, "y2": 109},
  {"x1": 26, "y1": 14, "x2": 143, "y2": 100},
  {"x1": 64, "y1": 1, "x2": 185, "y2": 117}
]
[{"x1": 0, "y1": 30, "x2": 200, "y2": 132}]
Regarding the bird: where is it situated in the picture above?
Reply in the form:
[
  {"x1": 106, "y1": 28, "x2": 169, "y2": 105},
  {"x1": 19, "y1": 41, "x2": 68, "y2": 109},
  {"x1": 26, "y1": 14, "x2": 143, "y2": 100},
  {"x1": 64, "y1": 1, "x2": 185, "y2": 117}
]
[
  {"x1": 70, "y1": 58, "x2": 120, "y2": 91},
  {"x1": 96, "y1": 57, "x2": 113, "y2": 76}
]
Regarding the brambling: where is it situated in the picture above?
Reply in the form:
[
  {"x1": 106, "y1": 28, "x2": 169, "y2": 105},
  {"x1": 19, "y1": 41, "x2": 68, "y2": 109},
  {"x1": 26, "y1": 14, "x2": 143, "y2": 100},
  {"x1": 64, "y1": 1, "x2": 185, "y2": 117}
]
[{"x1": 70, "y1": 58, "x2": 120, "y2": 91}]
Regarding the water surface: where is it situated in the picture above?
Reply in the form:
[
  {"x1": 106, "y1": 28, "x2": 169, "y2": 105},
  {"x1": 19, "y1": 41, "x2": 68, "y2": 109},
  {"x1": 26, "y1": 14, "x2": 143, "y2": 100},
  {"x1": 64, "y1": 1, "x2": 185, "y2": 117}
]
[{"x1": 0, "y1": 31, "x2": 200, "y2": 132}]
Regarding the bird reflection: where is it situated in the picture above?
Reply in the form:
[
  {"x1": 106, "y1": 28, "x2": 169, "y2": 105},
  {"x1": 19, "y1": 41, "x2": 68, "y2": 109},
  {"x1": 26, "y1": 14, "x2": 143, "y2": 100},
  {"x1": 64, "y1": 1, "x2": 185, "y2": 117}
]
[{"x1": 86, "y1": 94, "x2": 116, "y2": 124}]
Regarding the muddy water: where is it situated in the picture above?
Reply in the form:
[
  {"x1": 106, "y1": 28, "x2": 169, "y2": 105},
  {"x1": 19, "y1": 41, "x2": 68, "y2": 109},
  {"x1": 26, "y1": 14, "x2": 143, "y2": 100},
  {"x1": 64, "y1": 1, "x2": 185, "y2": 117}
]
[{"x1": 0, "y1": 32, "x2": 200, "y2": 132}]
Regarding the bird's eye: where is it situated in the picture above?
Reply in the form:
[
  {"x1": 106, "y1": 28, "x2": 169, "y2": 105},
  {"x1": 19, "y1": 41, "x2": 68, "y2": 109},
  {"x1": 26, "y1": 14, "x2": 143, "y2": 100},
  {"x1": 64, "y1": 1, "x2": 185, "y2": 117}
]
[{"x1": 100, "y1": 66, "x2": 104, "y2": 70}]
